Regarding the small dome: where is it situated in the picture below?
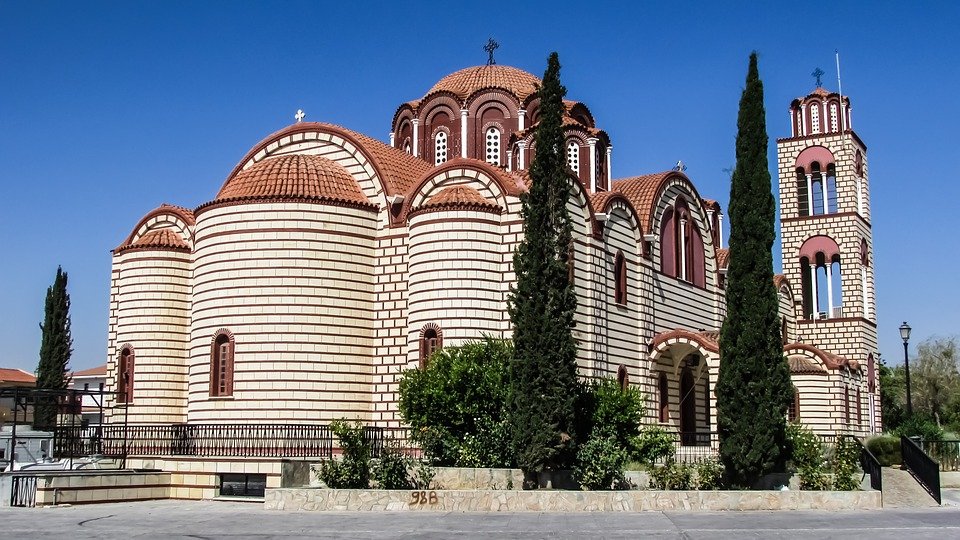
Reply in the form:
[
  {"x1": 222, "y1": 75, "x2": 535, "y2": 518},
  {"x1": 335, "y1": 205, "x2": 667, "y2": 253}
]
[
  {"x1": 416, "y1": 185, "x2": 501, "y2": 213},
  {"x1": 427, "y1": 65, "x2": 540, "y2": 101},
  {"x1": 116, "y1": 228, "x2": 189, "y2": 254},
  {"x1": 215, "y1": 154, "x2": 373, "y2": 208}
]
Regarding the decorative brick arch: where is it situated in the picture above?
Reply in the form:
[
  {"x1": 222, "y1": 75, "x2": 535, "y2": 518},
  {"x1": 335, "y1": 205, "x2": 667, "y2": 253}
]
[{"x1": 210, "y1": 329, "x2": 235, "y2": 397}]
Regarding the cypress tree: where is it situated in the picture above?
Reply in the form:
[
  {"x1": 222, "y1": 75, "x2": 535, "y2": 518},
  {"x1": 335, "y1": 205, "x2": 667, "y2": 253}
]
[
  {"x1": 507, "y1": 52, "x2": 579, "y2": 478},
  {"x1": 716, "y1": 53, "x2": 793, "y2": 487},
  {"x1": 35, "y1": 266, "x2": 73, "y2": 430}
]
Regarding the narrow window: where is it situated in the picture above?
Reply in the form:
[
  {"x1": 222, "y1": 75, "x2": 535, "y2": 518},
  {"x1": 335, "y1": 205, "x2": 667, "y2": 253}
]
[
  {"x1": 796, "y1": 168, "x2": 809, "y2": 217},
  {"x1": 781, "y1": 317, "x2": 789, "y2": 345},
  {"x1": 614, "y1": 251, "x2": 627, "y2": 305},
  {"x1": 210, "y1": 331, "x2": 234, "y2": 397},
  {"x1": 658, "y1": 372, "x2": 669, "y2": 423},
  {"x1": 829, "y1": 102, "x2": 839, "y2": 132},
  {"x1": 810, "y1": 162, "x2": 824, "y2": 215},
  {"x1": 434, "y1": 131, "x2": 448, "y2": 165},
  {"x1": 566, "y1": 141, "x2": 579, "y2": 174},
  {"x1": 788, "y1": 388, "x2": 799, "y2": 422},
  {"x1": 485, "y1": 127, "x2": 501, "y2": 165},
  {"x1": 659, "y1": 208, "x2": 676, "y2": 276},
  {"x1": 117, "y1": 346, "x2": 134, "y2": 404},
  {"x1": 856, "y1": 387, "x2": 862, "y2": 427},
  {"x1": 595, "y1": 143, "x2": 607, "y2": 190},
  {"x1": 844, "y1": 386, "x2": 850, "y2": 425},
  {"x1": 616, "y1": 364, "x2": 628, "y2": 390},
  {"x1": 826, "y1": 164, "x2": 838, "y2": 213},
  {"x1": 419, "y1": 324, "x2": 443, "y2": 368},
  {"x1": 566, "y1": 243, "x2": 575, "y2": 286},
  {"x1": 810, "y1": 103, "x2": 821, "y2": 134}
]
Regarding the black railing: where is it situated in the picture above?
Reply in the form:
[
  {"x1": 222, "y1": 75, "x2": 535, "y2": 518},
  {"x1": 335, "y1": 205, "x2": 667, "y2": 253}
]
[
  {"x1": 921, "y1": 439, "x2": 960, "y2": 472},
  {"x1": 52, "y1": 424, "x2": 387, "y2": 459},
  {"x1": 660, "y1": 431, "x2": 719, "y2": 463},
  {"x1": 901, "y1": 435, "x2": 941, "y2": 505},
  {"x1": 10, "y1": 475, "x2": 38, "y2": 507},
  {"x1": 850, "y1": 435, "x2": 882, "y2": 491}
]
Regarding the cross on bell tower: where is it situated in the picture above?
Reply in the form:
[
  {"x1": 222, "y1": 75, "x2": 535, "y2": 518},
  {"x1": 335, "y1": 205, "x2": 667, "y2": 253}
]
[
  {"x1": 812, "y1": 68, "x2": 825, "y2": 88},
  {"x1": 484, "y1": 38, "x2": 499, "y2": 66}
]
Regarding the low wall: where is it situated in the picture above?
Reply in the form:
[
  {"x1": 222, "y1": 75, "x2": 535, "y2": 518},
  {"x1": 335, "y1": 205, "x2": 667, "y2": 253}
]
[
  {"x1": 942, "y1": 471, "x2": 960, "y2": 488},
  {"x1": 265, "y1": 488, "x2": 881, "y2": 512}
]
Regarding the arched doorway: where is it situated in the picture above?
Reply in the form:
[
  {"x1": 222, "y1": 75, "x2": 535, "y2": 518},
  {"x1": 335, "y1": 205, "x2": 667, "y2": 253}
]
[{"x1": 680, "y1": 368, "x2": 696, "y2": 445}]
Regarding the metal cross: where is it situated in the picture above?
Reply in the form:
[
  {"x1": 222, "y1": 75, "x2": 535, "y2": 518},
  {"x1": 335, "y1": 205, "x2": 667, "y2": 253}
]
[
  {"x1": 674, "y1": 160, "x2": 687, "y2": 173},
  {"x1": 812, "y1": 68, "x2": 825, "y2": 88},
  {"x1": 295, "y1": 109, "x2": 305, "y2": 123},
  {"x1": 484, "y1": 38, "x2": 499, "y2": 66}
]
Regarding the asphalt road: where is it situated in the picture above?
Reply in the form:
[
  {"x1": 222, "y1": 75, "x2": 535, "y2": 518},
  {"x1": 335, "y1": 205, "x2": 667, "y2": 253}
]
[{"x1": 3, "y1": 500, "x2": 960, "y2": 539}]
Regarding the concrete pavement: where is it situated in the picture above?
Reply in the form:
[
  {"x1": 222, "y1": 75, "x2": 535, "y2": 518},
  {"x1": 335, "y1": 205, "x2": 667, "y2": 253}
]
[{"x1": 2, "y1": 500, "x2": 960, "y2": 539}]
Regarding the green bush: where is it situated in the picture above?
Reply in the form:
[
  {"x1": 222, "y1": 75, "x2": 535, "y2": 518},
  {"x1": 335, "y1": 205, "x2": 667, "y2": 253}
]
[
  {"x1": 576, "y1": 378, "x2": 646, "y2": 452},
  {"x1": 631, "y1": 426, "x2": 674, "y2": 467},
  {"x1": 317, "y1": 420, "x2": 371, "y2": 489},
  {"x1": 398, "y1": 337, "x2": 513, "y2": 467},
  {"x1": 866, "y1": 435, "x2": 901, "y2": 466},
  {"x1": 695, "y1": 458, "x2": 723, "y2": 490},
  {"x1": 371, "y1": 441, "x2": 413, "y2": 489},
  {"x1": 831, "y1": 436, "x2": 860, "y2": 491},
  {"x1": 649, "y1": 458, "x2": 693, "y2": 490},
  {"x1": 896, "y1": 414, "x2": 944, "y2": 442},
  {"x1": 573, "y1": 435, "x2": 629, "y2": 490},
  {"x1": 786, "y1": 422, "x2": 830, "y2": 490}
]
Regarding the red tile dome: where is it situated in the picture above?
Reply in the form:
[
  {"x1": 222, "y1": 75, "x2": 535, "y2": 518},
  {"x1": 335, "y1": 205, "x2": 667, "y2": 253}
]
[
  {"x1": 116, "y1": 228, "x2": 189, "y2": 254},
  {"x1": 427, "y1": 65, "x2": 540, "y2": 101},
  {"x1": 412, "y1": 185, "x2": 501, "y2": 216},
  {"x1": 213, "y1": 154, "x2": 373, "y2": 208}
]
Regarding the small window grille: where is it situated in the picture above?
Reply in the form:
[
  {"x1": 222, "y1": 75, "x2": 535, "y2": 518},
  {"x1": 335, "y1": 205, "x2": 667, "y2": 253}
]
[
  {"x1": 830, "y1": 103, "x2": 839, "y2": 131},
  {"x1": 485, "y1": 127, "x2": 500, "y2": 165},
  {"x1": 566, "y1": 141, "x2": 579, "y2": 173},
  {"x1": 810, "y1": 105, "x2": 821, "y2": 134},
  {"x1": 434, "y1": 131, "x2": 448, "y2": 165}
]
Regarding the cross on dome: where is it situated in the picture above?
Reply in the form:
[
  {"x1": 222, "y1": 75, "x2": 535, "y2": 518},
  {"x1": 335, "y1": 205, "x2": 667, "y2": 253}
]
[
  {"x1": 484, "y1": 38, "x2": 499, "y2": 66},
  {"x1": 295, "y1": 109, "x2": 305, "y2": 123},
  {"x1": 811, "y1": 68, "x2": 825, "y2": 88}
]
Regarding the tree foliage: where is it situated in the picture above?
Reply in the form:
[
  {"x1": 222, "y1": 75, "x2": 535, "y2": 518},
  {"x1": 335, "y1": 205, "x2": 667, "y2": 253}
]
[
  {"x1": 506, "y1": 51, "x2": 579, "y2": 475},
  {"x1": 398, "y1": 337, "x2": 513, "y2": 467},
  {"x1": 912, "y1": 336, "x2": 960, "y2": 430},
  {"x1": 715, "y1": 53, "x2": 793, "y2": 487},
  {"x1": 35, "y1": 266, "x2": 73, "y2": 430}
]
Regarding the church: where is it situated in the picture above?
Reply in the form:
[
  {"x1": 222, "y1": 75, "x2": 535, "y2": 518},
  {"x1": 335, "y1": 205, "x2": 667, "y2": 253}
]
[{"x1": 104, "y1": 58, "x2": 879, "y2": 495}]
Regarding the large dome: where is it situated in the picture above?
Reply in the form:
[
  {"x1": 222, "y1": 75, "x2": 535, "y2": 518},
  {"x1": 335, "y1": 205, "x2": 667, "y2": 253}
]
[
  {"x1": 427, "y1": 65, "x2": 540, "y2": 101},
  {"x1": 213, "y1": 154, "x2": 373, "y2": 208}
]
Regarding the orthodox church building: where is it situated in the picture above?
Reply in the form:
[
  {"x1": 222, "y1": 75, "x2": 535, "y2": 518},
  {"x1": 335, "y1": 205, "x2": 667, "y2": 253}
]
[{"x1": 104, "y1": 62, "x2": 879, "y2": 490}]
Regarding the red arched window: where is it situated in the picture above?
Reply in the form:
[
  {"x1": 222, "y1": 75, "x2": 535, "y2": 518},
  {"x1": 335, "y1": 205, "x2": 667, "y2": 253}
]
[
  {"x1": 788, "y1": 388, "x2": 799, "y2": 422},
  {"x1": 616, "y1": 364, "x2": 628, "y2": 390},
  {"x1": 614, "y1": 251, "x2": 627, "y2": 305},
  {"x1": 419, "y1": 324, "x2": 443, "y2": 368},
  {"x1": 844, "y1": 386, "x2": 851, "y2": 425},
  {"x1": 117, "y1": 345, "x2": 135, "y2": 404},
  {"x1": 210, "y1": 330, "x2": 235, "y2": 397},
  {"x1": 658, "y1": 372, "x2": 669, "y2": 423},
  {"x1": 659, "y1": 208, "x2": 676, "y2": 276}
]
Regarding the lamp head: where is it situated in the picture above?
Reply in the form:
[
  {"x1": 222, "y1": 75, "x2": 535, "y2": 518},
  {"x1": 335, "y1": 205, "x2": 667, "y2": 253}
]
[{"x1": 899, "y1": 321, "x2": 912, "y2": 343}]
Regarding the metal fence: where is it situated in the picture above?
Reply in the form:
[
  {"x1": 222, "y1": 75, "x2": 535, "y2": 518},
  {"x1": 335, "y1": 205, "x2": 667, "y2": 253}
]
[
  {"x1": 850, "y1": 435, "x2": 882, "y2": 491},
  {"x1": 920, "y1": 439, "x2": 960, "y2": 472},
  {"x1": 901, "y1": 435, "x2": 941, "y2": 504},
  {"x1": 10, "y1": 475, "x2": 37, "y2": 507}
]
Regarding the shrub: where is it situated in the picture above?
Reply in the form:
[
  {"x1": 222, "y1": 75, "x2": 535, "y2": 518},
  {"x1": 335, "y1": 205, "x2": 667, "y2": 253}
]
[
  {"x1": 371, "y1": 441, "x2": 413, "y2": 489},
  {"x1": 695, "y1": 458, "x2": 723, "y2": 490},
  {"x1": 831, "y1": 436, "x2": 860, "y2": 491},
  {"x1": 649, "y1": 458, "x2": 693, "y2": 490},
  {"x1": 398, "y1": 337, "x2": 513, "y2": 467},
  {"x1": 896, "y1": 414, "x2": 944, "y2": 442},
  {"x1": 573, "y1": 435, "x2": 628, "y2": 490},
  {"x1": 631, "y1": 426, "x2": 674, "y2": 467},
  {"x1": 317, "y1": 420, "x2": 370, "y2": 489},
  {"x1": 576, "y1": 378, "x2": 646, "y2": 452},
  {"x1": 866, "y1": 435, "x2": 901, "y2": 466},
  {"x1": 786, "y1": 422, "x2": 829, "y2": 490}
]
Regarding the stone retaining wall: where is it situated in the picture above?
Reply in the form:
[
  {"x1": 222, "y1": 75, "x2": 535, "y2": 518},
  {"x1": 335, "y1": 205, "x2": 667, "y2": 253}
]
[{"x1": 265, "y1": 488, "x2": 880, "y2": 512}]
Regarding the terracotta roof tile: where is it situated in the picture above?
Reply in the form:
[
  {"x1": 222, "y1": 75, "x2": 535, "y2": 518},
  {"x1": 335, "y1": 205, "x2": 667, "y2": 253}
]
[
  {"x1": 774, "y1": 273, "x2": 790, "y2": 290},
  {"x1": 341, "y1": 128, "x2": 433, "y2": 195},
  {"x1": 788, "y1": 355, "x2": 827, "y2": 375},
  {"x1": 417, "y1": 185, "x2": 501, "y2": 213},
  {"x1": 215, "y1": 154, "x2": 374, "y2": 209},
  {"x1": 73, "y1": 364, "x2": 107, "y2": 377},
  {"x1": 590, "y1": 190, "x2": 618, "y2": 213},
  {"x1": 611, "y1": 171, "x2": 675, "y2": 229},
  {"x1": 427, "y1": 65, "x2": 540, "y2": 101},
  {"x1": 0, "y1": 368, "x2": 36, "y2": 384},
  {"x1": 116, "y1": 229, "x2": 190, "y2": 254},
  {"x1": 784, "y1": 343, "x2": 848, "y2": 370},
  {"x1": 652, "y1": 328, "x2": 720, "y2": 354},
  {"x1": 716, "y1": 248, "x2": 729, "y2": 269}
]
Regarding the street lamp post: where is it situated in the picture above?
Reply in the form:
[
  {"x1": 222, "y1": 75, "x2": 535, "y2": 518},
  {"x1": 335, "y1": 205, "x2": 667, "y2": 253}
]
[{"x1": 899, "y1": 321, "x2": 913, "y2": 416}]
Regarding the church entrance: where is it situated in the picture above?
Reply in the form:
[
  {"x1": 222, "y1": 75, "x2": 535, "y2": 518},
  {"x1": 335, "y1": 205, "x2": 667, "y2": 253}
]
[{"x1": 679, "y1": 368, "x2": 697, "y2": 445}]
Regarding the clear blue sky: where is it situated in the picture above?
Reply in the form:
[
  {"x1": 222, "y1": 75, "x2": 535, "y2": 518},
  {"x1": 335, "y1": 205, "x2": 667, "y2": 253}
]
[{"x1": 1, "y1": 1, "x2": 956, "y2": 372}]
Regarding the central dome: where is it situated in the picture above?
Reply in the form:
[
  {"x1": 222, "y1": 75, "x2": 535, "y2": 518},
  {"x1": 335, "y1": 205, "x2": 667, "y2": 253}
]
[
  {"x1": 427, "y1": 65, "x2": 540, "y2": 101},
  {"x1": 215, "y1": 154, "x2": 372, "y2": 207}
]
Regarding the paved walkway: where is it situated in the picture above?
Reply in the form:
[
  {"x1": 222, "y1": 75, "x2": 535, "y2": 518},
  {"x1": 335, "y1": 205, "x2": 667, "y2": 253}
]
[
  {"x1": 881, "y1": 467, "x2": 940, "y2": 508},
  {"x1": 2, "y1": 500, "x2": 960, "y2": 539}
]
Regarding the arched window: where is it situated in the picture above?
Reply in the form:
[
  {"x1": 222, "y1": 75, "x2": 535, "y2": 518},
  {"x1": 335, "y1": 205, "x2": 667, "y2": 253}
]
[
  {"x1": 799, "y1": 236, "x2": 843, "y2": 319},
  {"x1": 117, "y1": 345, "x2": 135, "y2": 404},
  {"x1": 781, "y1": 317, "x2": 789, "y2": 345},
  {"x1": 795, "y1": 110, "x2": 804, "y2": 136},
  {"x1": 403, "y1": 140, "x2": 411, "y2": 155},
  {"x1": 826, "y1": 164, "x2": 838, "y2": 213},
  {"x1": 810, "y1": 162, "x2": 824, "y2": 215},
  {"x1": 419, "y1": 324, "x2": 443, "y2": 368},
  {"x1": 566, "y1": 243, "x2": 576, "y2": 286},
  {"x1": 614, "y1": 251, "x2": 627, "y2": 305},
  {"x1": 434, "y1": 131, "x2": 448, "y2": 165},
  {"x1": 616, "y1": 364, "x2": 628, "y2": 390},
  {"x1": 788, "y1": 388, "x2": 799, "y2": 422},
  {"x1": 810, "y1": 103, "x2": 821, "y2": 134},
  {"x1": 485, "y1": 127, "x2": 501, "y2": 165},
  {"x1": 856, "y1": 387, "x2": 862, "y2": 427},
  {"x1": 658, "y1": 372, "x2": 669, "y2": 423},
  {"x1": 829, "y1": 101, "x2": 839, "y2": 132},
  {"x1": 844, "y1": 385, "x2": 851, "y2": 425},
  {"x1": 210, "y1": 330, "x2": 235, "y2": 397},
  {"x1": 659, "y1": 208, "x2": 676, "y2": 276},
  {"x1": 595, "y1": 143, "x2": 607, "y2": 191},
  {"x1": 796, "y1": 167, "x2": 809, "y2": 217},
  {"x1": 703, "y1": 372, "x2": 711, "y2": 431},
  {"x1": 566, "y1": 141, "x2": 579, "y2": 174},
  {"x1": 855, "y1": 150, "x2": 864, "y2": 176}
]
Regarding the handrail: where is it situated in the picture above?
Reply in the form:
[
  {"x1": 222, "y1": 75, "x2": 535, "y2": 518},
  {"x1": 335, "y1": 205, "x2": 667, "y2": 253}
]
[
  {"x1": 901, "y1": 435, "x2": 941, "y2": 505},
  {"x1": 920, "y1": 439, "x2": 960, "y2": 472},
  {"x1": 849, "y1": 435, "x2": 882, "y2": 491}
]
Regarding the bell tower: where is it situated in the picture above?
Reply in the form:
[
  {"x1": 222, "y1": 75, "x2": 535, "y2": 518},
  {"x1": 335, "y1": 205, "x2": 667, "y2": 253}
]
[{"x1": 777, "y1": 84, "x2": 880, "y2": 430}]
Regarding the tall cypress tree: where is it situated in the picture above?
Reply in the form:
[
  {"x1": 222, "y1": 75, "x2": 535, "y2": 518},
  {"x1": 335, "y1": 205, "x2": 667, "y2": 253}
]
[
  {"x1": 716, "y1": 53, "x2": 793, "y2": 487},
  {"x1": 35, "y1": 266, "x2": 73, "y2": 430},
  {"x1": 507, "y1": 52, "x2": 579, "y2": 477}
]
